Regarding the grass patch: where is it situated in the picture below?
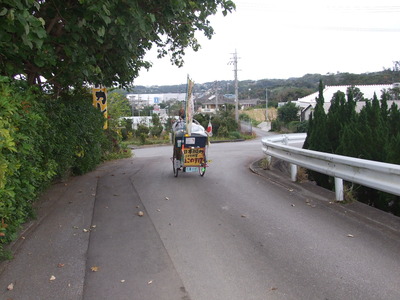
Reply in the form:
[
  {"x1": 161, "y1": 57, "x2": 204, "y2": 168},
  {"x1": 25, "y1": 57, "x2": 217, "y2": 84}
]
[
  {"x1": 259, "y1": 157, "x2": 271, "y2": 170},
  {"x1": 296, "y1": 167, "x2": 309, "y2": 183}
]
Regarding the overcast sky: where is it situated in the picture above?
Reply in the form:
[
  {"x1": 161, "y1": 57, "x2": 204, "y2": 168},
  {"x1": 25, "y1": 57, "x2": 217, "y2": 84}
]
[{"x1": 134, "y1": 0, "x2": 400, "y2": 86}]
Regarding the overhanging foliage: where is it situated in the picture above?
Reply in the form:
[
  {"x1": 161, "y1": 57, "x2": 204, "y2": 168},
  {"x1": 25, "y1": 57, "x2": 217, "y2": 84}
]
[{"x1": 0, "y1": 0, "x2": 235, "y2": 91}]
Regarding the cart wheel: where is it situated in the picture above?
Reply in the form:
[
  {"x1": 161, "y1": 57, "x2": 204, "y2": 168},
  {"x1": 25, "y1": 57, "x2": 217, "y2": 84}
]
[
  {"x1": 199, "y1": 157, "x2": 206, "y2": 177},
  {"x1": 172, "y1": 153, "x2": 179, "y2": 177}
]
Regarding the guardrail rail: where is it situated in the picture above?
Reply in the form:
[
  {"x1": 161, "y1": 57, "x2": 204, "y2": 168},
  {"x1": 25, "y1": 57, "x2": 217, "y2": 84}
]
[{"x1": 261, "y1": 133, "x2": 400, "y2": 201}]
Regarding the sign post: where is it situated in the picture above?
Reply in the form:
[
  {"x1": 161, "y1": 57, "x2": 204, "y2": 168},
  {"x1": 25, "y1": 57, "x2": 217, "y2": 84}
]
[{"x1": 92, "y1": 87, "x2": 108, "y2": 129}]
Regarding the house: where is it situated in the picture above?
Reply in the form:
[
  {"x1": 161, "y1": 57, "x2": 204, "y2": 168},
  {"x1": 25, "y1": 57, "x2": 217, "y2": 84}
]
[
  {"x1": 197, "y1": 94, "x2": 260, "y2": 113},
  {"x1": 296, "y1": 83, "x2": 400, "y2": 121}
]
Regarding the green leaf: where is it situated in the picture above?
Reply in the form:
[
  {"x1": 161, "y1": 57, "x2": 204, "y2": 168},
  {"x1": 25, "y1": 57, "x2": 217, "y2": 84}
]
[
  {"x1": 21, "y1": 34, "x2": 33, "y2": 49},
  {"x1": 0, "y1": 8, "x2": 7, "y2": 16},
  {"x1": 101, "y1": 15, "x2": 111, "y2": 25},
  {"x1": 24, "y1": 23, "x2": 30, "y2": 35},
  {"x1": 7, "y1": 8, "x2": 15, "y2": 21},
  {"x1": 97, "y1": 26, "x2": 105, "y2": 37},
  {"x1": 38, "y1": 17, "x2": 45, "y2": 26}
]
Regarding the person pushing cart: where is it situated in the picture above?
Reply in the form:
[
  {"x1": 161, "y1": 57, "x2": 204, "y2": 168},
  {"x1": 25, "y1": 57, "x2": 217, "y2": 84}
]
[{"x1": 171, "y1": 77, "x2": 210, "y2": 177}]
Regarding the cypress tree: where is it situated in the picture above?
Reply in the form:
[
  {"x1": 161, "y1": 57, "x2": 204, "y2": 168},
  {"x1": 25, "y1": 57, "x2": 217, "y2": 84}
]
[
  {"x1": 308, "y1": 80, "x2": 330, "y2": 153},
  {"x1": 336, "y1": 123, "x2": 362, "y2": 157},
  {"x1": 387, "y1": 103, "x2": 400, "y2": 163},
  {"x1": 303, "y1": 112, "x2": 313, "y2": 149},
  {"x1": 388, "y1": 102, "x2": 400, "y2": 138},
  {"x1": 345, "y1": 86, "x2": 358, "y2": 123},
  {"x1": 380, "y1": 91, "x2": 389, "y2": 123},
  {"x1": 327, "y1": 91, "x2": 346, "y2": 153},
  {"x1": 305, "y1": 80, "x2": 332, "y2": 188},
  {"x1": 368, "y1": 93, "x2": 387, "y2": 162}
]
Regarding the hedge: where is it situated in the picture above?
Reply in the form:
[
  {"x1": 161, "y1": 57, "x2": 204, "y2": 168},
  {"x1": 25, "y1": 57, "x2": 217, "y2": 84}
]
[{"x1": 0, "y1": 81, "x2": 113, "y2": 259}]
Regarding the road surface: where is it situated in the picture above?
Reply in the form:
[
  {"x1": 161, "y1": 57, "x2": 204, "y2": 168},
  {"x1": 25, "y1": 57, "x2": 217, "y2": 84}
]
[{"x1": 1, "y1": 136, "x2": 400, "y2": 300}]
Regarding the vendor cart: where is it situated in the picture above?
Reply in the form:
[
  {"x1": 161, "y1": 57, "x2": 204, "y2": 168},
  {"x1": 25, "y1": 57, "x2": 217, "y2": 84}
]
[{"x1": 172, "y1": 120, "x2": 208, "y2": 177}]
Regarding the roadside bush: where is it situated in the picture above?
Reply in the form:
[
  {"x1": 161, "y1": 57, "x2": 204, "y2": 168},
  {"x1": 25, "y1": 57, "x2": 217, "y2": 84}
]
[
  {"x1": 229, "y1": 131, "x2": 241, "y2": 139},
  {"x1": 295, "y1": 120, "x2": 308, "y2": 133},
  {"x1": 271, "y1": 119, "x2": 283, "y2": 132},
  {"x1": 42, "y1": 88, "x2": 108, "y2": 177},
  {"x1": 150, "y1": 113, "x2": 163, "y2": 137},
  {"x1": 0, "y1": 83, "x2": 56, "y2": 253},
  {"x1": 217, "y1": 124, "x2": 229, "y2": 137},
  {"x1": 0, "y1": 82, "x2": 115, "y2": 259},
  {"x1": 136, "y1": 123, "x2": 149, "y2": 144}
]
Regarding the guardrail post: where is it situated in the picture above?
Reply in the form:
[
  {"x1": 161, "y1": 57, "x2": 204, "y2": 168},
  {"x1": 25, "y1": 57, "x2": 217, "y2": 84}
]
[
  {"x1": 335, "y1": 177, "x2": 344, "y2": 201},
  {"x1": 290, "y1": 164, "x2": 297, "y2": 182}
]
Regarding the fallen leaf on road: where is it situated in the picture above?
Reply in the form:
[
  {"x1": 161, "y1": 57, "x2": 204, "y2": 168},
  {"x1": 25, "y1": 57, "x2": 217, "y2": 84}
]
[
  {"x1": 241, "y1": 214, "x2": 247, "y2": 218},
  {"x1": 121, "y1": 280, "x2": 125, "y2": 283},
  {"x1": 83, "y1": 229, "x2": 89, "y2": 233},
  {"x1": 91, "y1": 225, "x2": 97, "y2": 229},
  {"x1": 91, "y1": 266, "x2": 99, "y2": 272},
  {"x1": 347, "y1": 234, "x2": 354, "y2": 238},
  {"x1": 50, "y1": 275, "x2": 56, "y2": 281},
  {"x1": 7, "y1": 283, "x2": 14, "y2": 290},
  {"x1": 57, "y1": 263, "x2": 65, "y2": 268},
  {"x1": 270, "y1": 287, "x2": 278, "y2": 291},
  {"x1": 165, "y1": 197, "x2": 169, "y2": 200},
  {"x1": 148, "y1": 280, "x2": 153, "y2": 285},
  {"x1": 137, "y1": 211, "x2": 144, "y2": 217}
]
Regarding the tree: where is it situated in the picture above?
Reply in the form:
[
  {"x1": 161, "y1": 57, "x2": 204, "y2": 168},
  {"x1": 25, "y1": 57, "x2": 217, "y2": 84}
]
[
  {"x1": 277, "y1": 101, "x2": 299, "y2": 124},
  {"x1": 136, "y1": 121, "x2": 149, "y2": 144},
  {"x1": 304, "y1": 80, "x2": 331, "y2": 188},
  {"x1": 326, "y1": 91, "x2": 345, "y2": 152},
  {"x1": 308, "y1": 80, "x2": 330, "y2": 153},
  {"x1": 150, "y1": 113, "x2": 163, "y2": 137},
  {"x1": 107, "y1": 91, "x2": 132, "y2": 129},
  {"x1": 0, "y1": 0, "x2": 235, "y2": 92}
]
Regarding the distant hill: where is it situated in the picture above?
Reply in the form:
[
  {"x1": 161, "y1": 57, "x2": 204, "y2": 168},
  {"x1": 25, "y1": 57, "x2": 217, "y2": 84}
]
[{"x1": 129, "y1": 70, "x2": 400, "y2": 105}]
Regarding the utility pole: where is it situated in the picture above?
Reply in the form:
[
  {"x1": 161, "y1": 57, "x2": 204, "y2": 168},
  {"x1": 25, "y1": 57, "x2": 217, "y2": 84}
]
[
  {"x1": 265, "y1": 88, "x2": 268, "y2": 122},
  {"x1": 215, "y1": 81, "x2": 219, "y2": 112},
  {"x1": 229, "y1": 49, "x2": 239, "y2": 122}
]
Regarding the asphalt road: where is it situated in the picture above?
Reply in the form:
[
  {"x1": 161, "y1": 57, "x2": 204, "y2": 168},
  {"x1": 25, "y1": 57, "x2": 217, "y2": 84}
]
[{"x1": 1, "y1": 135, "x2": 400, "y2": 299}]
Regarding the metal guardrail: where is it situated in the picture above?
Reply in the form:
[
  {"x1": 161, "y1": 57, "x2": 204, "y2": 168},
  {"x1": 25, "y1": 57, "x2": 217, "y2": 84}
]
[{"x1": 261, "y1": 133, "x2": 400, "y2": 201}]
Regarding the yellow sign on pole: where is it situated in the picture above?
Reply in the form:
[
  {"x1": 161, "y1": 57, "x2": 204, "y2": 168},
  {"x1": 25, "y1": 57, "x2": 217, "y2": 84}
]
[{"x1": 92, "y1": 87, "x2": 108, "y2": 129}]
